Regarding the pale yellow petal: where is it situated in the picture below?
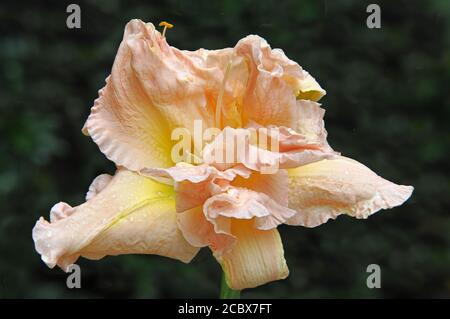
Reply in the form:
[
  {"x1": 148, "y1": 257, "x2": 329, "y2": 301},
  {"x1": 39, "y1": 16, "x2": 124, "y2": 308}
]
[
  {"x1": 80, "y1": 198, "x2": 196, "y2": 262},
  {"x1": 294, "y1": 70, "x2": 326, "y2": 101},
  {"x1": 214, "y1": 220, "x2": 289, "y2": 290},
  {"x1": 32, "y1": 169, "x2": 198, "y2": 271},
  {"x1": 287, "y1": 157, "x2": 414, "y2": 227}
]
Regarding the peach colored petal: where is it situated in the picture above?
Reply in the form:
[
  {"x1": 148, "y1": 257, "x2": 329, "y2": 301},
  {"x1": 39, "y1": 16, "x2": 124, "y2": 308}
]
[
  {"x1": 202, "y1": 126, "x2": 337, "y2": 173},
  {"x1": 232, "y1": 169, "x2": 289, "y2": 207},
  {"x1": 177, "y1": 206, "x2": 235, "y2": 252},
  {"x1": 85, "y1": 19, "x2": 231, "y2": 172},
  {"x1": 127, "y1": 32, "x2": 215, "y2": 133},
  {"x1": 287, "y1": 157, "x2": 414, "y2": 227},
  {"x1": 214, "y1": 220, "x2": 289, "y2": 290},
  {"x1": 216, "y1": 57, "x2": 249, "y2": 128},
  {"x1": 32, "y1": 169, "x2": 198, "y2": 271},
  {"x1": 179, "y1": 205, "x2": 291, "y2": 289},
  {"x1": 85, "y1": 21, "x2": 174, "y2": 171},
  {"x1": 85, "y1": 173, "x2": 113, "y2": 201},
  {"x1": 141, "y1": 162, "x2": 251, "y2": 212},
  {"x1": 234, "y1": 35, "x2": 325, "y2": 128},
  {"x1": 290, "y1": 99, "x2": 333, "y2": 151},
  {"x1": 203, "y1": 187, "x2": 296, "y2": 231},
  {"x1": 183, "y1": 48, "x2": 249, "y2": 129},
  {"x1": 175, "y1": 177, "x2": 223, "y2": 213},
  {"x1": 142, "y1": 162, "x2": 250, "y2": 184},
  {"x1": 49, "y1": 202, "x2": 74, "y2": 223},
  {"x1": 183, "y1": 47, "x2": 234, "y2": 71}
]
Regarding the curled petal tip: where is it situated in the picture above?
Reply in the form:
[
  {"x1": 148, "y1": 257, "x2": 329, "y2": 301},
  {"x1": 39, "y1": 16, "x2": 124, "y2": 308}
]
[{"x1": 287, "y1": 157, "x2": 414, "y2": 227}]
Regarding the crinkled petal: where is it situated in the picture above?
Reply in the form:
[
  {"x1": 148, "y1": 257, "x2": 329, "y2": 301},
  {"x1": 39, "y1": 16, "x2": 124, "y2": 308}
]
[
  {"x1": 234, "y1": 35, "x2": 325, "y2": 128},
  {"x1": 127, "y1": 31, "x2": 215, "y2": 135},
  {"x1": 142, "y1": 162, "x2": 250, "y2": 184},
  {"x1": 142, "y1": 163, "x2": 251, "y2": 212},
  {"x1": 177, "y1": 206, "x2": 235, "y2": 252},
  {"x1": 291, "y1": 99, "x2": 333, "y2": 150},
  {"x1": 232, "y1": 169, "x2": 289, "y2": 207},
  {"x1": 85, "y1": 19, "x2": 229, "y2": 171},
  {"x1": 204, "y1": 187, "x2": 296, "y2": 231},
  {"x1": 203, "y1": 126, "x2": 337, "y2": 173},
  {"x1": 49, "y1": 202, "x2": 74, "y2": 223},
  {"x1": 186, "y1": 50, "x2": 249, "y2": 129},
  {"x1": 32, "y1": 169, "x2": 198, "y2": 271},
  {"x1": 85, "y1": 21, "x2": 173, "y2": 171},
  {"x1": 214, "y1": 220, "x2": 289, "y2": 290},
  {"x1": 287, "y1": 156, "x2": 414, "y2": 227},
  {"x1": 85, "y1": 173, "x2": 113, "y2": 201}
]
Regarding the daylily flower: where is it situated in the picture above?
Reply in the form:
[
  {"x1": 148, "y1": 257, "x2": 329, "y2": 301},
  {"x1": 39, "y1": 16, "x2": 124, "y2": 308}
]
[{"x1": 32, "y1": 19, "x2": 413, "y2": 291}]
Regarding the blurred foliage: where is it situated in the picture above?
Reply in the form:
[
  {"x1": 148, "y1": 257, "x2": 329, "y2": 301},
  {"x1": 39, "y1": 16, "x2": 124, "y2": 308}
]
[{"x1": 0, "y1": 0, "x2": 449, "y2": 298}]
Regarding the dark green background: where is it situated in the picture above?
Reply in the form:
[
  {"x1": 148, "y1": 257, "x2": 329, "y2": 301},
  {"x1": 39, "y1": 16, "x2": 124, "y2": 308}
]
[{"x1": 1, "y1": 0, "x2": 449, "y2": 298}]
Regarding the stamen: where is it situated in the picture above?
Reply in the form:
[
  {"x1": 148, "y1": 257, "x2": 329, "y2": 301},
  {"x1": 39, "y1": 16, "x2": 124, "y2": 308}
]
[
  {"x1": 215, "y1": 61, "x2": 232, "y2": 129},
  {"x1": 159, "y1": 21, "x2": 174, "y2": 38}
]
